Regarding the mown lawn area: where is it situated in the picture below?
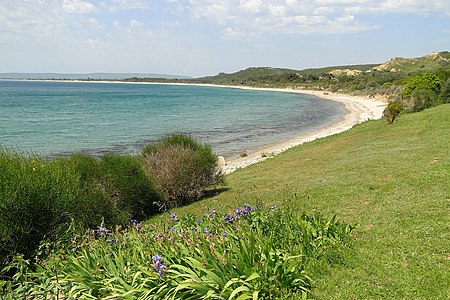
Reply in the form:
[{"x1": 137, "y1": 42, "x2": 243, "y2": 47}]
[{"x1": 164, "y1": 104, "x2": 450, "y2": 299}]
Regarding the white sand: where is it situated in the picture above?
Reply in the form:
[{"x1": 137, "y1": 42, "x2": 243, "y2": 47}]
[{"x1": 209, "y1": 86, "x2": 388, "y2": 174}]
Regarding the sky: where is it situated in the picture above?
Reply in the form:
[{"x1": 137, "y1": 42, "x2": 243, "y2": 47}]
[{"x1": 0, "y1": 0, "x2": 449, "y2": 77}]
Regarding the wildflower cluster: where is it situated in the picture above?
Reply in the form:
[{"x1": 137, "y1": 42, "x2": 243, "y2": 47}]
[
  {"x1": 2, "y1": 203, "x2": 354, "y2": 300},
  {"x1": 152, "y1": 254, "x2": 165, "y2": 277}
]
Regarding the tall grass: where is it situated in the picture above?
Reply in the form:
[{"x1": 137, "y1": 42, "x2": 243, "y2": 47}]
[
  {"x1": 0, "y1": 134, "x2": 224, "y2": 269},
  {"x1": 0, "y1": 151, "x2": 159, "y2": 266},
  {"x1": 0, "y1": 150, "x2": 89, "y2": 264},
  {"x1": 1, "y1": 203, "x2": 354, "y2": 299}
]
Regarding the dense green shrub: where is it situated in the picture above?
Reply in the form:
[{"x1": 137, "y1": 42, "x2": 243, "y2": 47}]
[
  {"x1": 383, "y1": 101, "x2": 403, "y2": 124},
  {"x1": 0, "y1": 150, "x2": 163, "y2": 267},
  {"x1": 0, "y1": 151, "x2": 114, "y2": 264},
  {"x1": 99, "y1": 154, "x2": 161, "y2": 218},
  {"x1": 400, "y1": 73, "x2": 446, "y2": 112},
  {"x1": 440, "y1": 78, "x2": 450, "y2": 103},
  {"x1": 403, "y1": 88, "x2": 439, "y2": 112},
  {"x1": 142, "y1": 134, "x2": 224, "y2": 208},
  {"x1": 402, "y1": 72, "x2": 442, "y2": 99},
  {"x1": 59, "y1": 154, "x2": 122, "y2": 227}
]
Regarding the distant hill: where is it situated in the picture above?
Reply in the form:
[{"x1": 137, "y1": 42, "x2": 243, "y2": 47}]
[
  {"x1": 371, "y1": 51, "x2": 450, "y2": 73},
  {"x1": 194, "y1": 52, "x2": 450, "y2": 86},
  {"x1": 0, "y1": 73, "x2": 191, "y2": 80},
  {"x1": 178, "y1": 51, "x2": 449, "y2": 101}
]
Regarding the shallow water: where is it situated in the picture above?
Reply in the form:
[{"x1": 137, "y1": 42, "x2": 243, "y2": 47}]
[{"x1": 0, "y1": 80, "x2": 346, "y2": 158}]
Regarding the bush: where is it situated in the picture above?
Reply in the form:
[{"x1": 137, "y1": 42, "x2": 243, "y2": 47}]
[
  {"x1": 403, "y1": 88, "x2": 439, "y2": 112},
  {"x1": 0, "y1": 150, "x2": 163, "y2": 267},
  {"x1": 383, "y1": 101, "x2": 403, "y2": 124},
  {"x1": 99, "y1": 154, "x2": 161, "y2": 218},
  {"x1": 142, "y1": 134, "x2": 224, "y2": 208},
  {"x1": 402, "y1": 72, "x2": 442, "y2": 99},
  {"x1": 440, "y1": 78, "x2": 450, "y2": 103},
  {"x1": 0, "y1": 151, "x2": 115, "y2": 264}
]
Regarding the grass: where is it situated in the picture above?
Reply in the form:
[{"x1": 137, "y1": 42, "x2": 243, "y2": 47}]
[
  {"x1": 160, "y1": 104, "x2": 450, "y2": 299},
  {"x1": 1, "y1": 104, "x2": 448, "y2": 298}
]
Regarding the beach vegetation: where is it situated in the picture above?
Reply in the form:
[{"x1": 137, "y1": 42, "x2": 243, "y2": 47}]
[
  {"x1": 142, "y1": 134, "x2": 224, "y2": 209},
  {"x1": 383, "y1": 101, "x2": 403, "y2": 124},
  {"x1": 0, "y1": 134, "x2": 223, "y2": 270},
  {"x1": 439, "y1": 78, "x2": 450, "y2": 103},
  {"x1": 0, "y1": 203, "x2": 353, "y2": 299},
  {"x1": 0, "y1": 151, "x2": 117, "y2": 267},
  {"x1": 99, "y1": 153, "x2": 161, "y2": 219}
]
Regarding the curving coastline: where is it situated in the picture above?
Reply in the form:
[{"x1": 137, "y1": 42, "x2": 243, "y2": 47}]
[
  {"x1": 10, "y1": 80, "x2": 387, "y2": 171},
  {"x1": 113, "y1": 82, "x2": 387, "y2": 173},
  {"x1": 209, "y1": 86, "x2": 388, "y2": 174}
]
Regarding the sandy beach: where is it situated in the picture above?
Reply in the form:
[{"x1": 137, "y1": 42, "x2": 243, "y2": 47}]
[{"x1": 208, "y1": 86, "x2": 389, "y2": 174}]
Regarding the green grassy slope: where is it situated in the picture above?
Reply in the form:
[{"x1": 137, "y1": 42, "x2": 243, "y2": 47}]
[{"x1": 167, "y1": 105, "x2": 450, "y2": 299}]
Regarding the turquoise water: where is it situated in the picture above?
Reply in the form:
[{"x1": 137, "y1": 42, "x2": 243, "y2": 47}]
[{"x1": 0, "y1": 80, "x2": 346, "y2": 158}]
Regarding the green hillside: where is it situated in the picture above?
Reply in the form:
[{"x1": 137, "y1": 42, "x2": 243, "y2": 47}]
[
  {"x1": 128, "y1": 51, "x2": 450, "y2": 103},
  {"x1": 170, "y1": 104, "x2": 450, "y2": 299},
  {"x1": 192, "y1": 52, "x2": 450, "y2": 88}
]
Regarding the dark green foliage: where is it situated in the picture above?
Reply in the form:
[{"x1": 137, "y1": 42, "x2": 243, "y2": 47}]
[
  {"x1": 0, "y1": 151, "x2": 163, "y2": 267},
  {"x1": 100, "y1": 154, "x2": 161, "y2": 218},
  {"x1": 404, "y1": 88, "x2": 439, "y2": 112},
  {"x1": 142, "y1": 134, "x2": 224, "y2": 208},
  {"x1": 440, "y1": 78, "x2": 450, "y2": 103},
  {"x1": 383, "y1": 101, "x2": 403, "y2": 124},
  {"x1": 0, "y1": 151, "x2": 111, "y2": 264},
  {"x1": 402, "y1": 72, "x2": 442, "y2": 99}
]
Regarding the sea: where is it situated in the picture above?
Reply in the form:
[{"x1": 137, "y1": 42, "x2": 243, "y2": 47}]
[{"x1": 0, "y1": 80, "x2": 347, "y2": 159}]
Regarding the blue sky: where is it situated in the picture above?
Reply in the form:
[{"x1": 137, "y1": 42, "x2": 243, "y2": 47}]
[{"x1": 0, "y1": 0, "x2": 449, "y2": 77}]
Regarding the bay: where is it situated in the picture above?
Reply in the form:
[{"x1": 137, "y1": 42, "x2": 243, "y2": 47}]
[{"x1": 0, "y1": 80, "x2": 346, "y2": 158}]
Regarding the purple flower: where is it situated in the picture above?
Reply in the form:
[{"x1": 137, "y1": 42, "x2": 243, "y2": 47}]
[
  {"x1": 170, "y1": 212, "x2": 177, "y2": 219},
  {"x1": 97, "y1": 227, "x2": 108, "y2": 235},
  {"x1": 270, "y1": 205, "x2": 277, "y2": 210},
  {"x1": 202, "y1": 228, "x2": 210, "y2": 234},
  {"x1": 197, "y1": 219, "x2": 203, "y2": 223},
  {"x1": 225, "y1": 214, "x2": 234, "y2": 223},
  {"x1": 235, "y1": 208, "x2": 242, "y2": 215},
  {"x1": 172, "y1": 227, "x2": 177, "y2": 232},
  {"x1": 222, "y1": 231, "x2": 228, "y2": 237},
  {"x1": 152, "y1": 254, "x2": 165, "y2": 277},
  {"x1": 152, "y1": 254, "x2": 162, "y2": 262},
  {"x1": 203, "y1": 213, "x2": 209, "y2": 217},
  {"x1": 244, "y1": 204, "x2": 253, "y2": 212},
  {"x1": 130, "y1": 219, "x2": 139, "y2": 226}
]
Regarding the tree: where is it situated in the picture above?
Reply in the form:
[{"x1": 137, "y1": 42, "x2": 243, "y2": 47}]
[
  {"x1": 440, "y1": 78, "x2": 450, "y2": 104},
  {"x1": 402, "y1": 72, "x2": 442, "y2": 99}
]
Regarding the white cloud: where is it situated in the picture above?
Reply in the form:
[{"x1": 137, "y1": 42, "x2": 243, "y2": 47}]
[
  {"x1": 239, "y1": 0, "x2": 264, "y2": 13},
  {"x1": 129, "y1": 19, "x2": 143, "y2": 28},
  {"x1": 62, "y1": 0, "x2": 96, "y2": 14},
  {"x1": 174, "y1": 0, "x2": 450, "y2": 39},
  {"x1": 99, "y1": 0, "x2": 150, "y2": 12}
]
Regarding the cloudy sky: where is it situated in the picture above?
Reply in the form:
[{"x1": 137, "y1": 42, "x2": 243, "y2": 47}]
[{"x1": 1, "y1": 0, "x2": 449, "y2": 77}]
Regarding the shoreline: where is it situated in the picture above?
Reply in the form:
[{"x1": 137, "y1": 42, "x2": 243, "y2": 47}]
[
  {"x1": 4, "y1": 79, "x2": 387, "y2": 171},
  {"x1": 83, "y1": 82, "x2": 388, "y2": 172},
  {"x1": 211, "y1": 86, "x2": 388, "y2": 174}
]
